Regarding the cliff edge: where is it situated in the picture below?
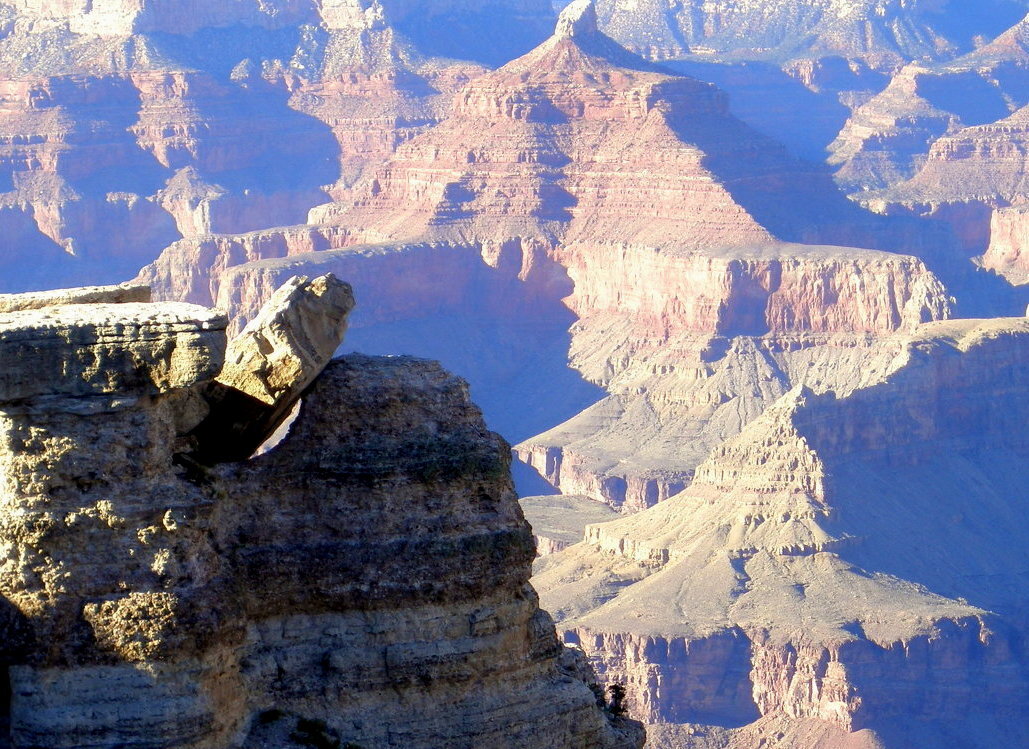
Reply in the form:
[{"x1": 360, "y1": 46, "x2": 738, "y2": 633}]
[{"x1": 0, "y1": 276, "x2": 643, "y2": 749}]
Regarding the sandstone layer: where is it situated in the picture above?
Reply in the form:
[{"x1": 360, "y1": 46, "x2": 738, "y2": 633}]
[
  {"x1": 533, "y1": 316, "x2": 1029, "y2": 747},
  {"x1": 0, "y1": 278, "x2": 644, "y2": 749}
]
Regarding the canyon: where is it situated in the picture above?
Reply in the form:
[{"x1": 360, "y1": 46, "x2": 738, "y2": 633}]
[
  {"x1": 533, "y1": 315, "x2": 1029, "y2": 748},
  {"x1": 0, "y1": 0, "x2": 1025, "y2": 747},
  {"x1": 0, "y1": 0, "x2": 548, "y2": 292},
  {"x1": 588, "y1": 0, "x2": 1029, "y2": 67}
]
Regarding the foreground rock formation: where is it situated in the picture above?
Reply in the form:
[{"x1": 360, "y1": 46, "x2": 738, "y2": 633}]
[
  {"x1": 0, "y1": 277, "x2": 643, "y2": 749},
  {"x1": 533, "y1": 315, "x2": 1029, "y2": 747}
]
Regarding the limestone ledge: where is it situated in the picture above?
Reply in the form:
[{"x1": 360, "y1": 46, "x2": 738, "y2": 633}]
[{"x1": 0, "y1": 302, "x2": 226, "y2": 401}]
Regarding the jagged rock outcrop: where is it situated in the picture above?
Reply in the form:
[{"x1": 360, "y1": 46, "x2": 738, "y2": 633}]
[
  {"x1": 189, "y1": 274, "x2": 355, "y2": 463},
  {"x1": 0, "y1": 277, "x2": 644, "y2": 749},
  {"x1": 532, "y1": 316, "x2": 1029, "y2": 747}
]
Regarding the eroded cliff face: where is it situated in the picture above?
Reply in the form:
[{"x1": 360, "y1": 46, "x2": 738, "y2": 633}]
[
  {"x1": 0, "y1": 277, "x2": 643, "y2": 749},
  {"x1": 515, "y1": 244, "x2": 950, "y2": 510},
  {"x1": 868, "y1": 104, "x2": 1029, "y2": 251},
  {"x1": 532, "y1": 316, "x2": 1029, "y2": 747},
  {"x1": 0, "y1": 0, "x2": 499, "y2": 292},
  {"x1": 983, "y1": 204, "x2": 1029, "y2": 284}
]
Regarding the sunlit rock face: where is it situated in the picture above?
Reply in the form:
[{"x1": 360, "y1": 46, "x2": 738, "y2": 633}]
[
  {"x1": 0, "y1": 278, "x2": 644, "y2": 749},
  {"x1": 532, "y1": 316, "x2": 1029, "y2": 748},
  {"x1": 516, "y1": 244, "x2": 951, "y2": 511},
  {"x1": 983, "y1": 204, "x2": 1029, "y2": 285},
  {"x1": 138, "y1": 0, "x2": 952, "y2": 502},
  {"x1": 0, "y1": 0, "x2": 541, "y2": 293}
]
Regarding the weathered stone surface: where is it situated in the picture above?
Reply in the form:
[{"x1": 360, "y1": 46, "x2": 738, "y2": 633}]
[
  {"x1": 189, "y1": 273, "x2": 355, "y2": 463},
  {"x1": 215, "y1": 273, "x2": 354, "y2": 405},
  {"x1": 0, "y1": 301, "x2": 225, "y2": 402},
  {"x1": 0, "y1": 282, "x2": 150, "y2": 313},
  {"x1": 0, "y1": 287, "x2": 643, "y2": 749}
]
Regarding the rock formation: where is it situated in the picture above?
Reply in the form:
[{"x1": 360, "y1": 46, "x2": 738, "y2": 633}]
[
  {"x1": 515, "y1": 244, "x2": 951, "y2": 510},
  {"x1": 983, "y1": 204, "x2": 1029, "y2": 284},
  {"x1": 829, "y1": 8, "x2": 1029, "y2": 192},
  {"x1": 0, "y1": 0, "x2": 517, "y2": 293},
  {"x1": 869, "y1": 104, "x2": 1029, "y2": 251},
  {"x1": 830, "y1": 12, "x2": 1029, "y2": 254},
  {"x1": 138, "y1": 0, "x2": 956, "y2": 507},
  {"x1": 588, "y1": 0, "x2": 1029, "y2": 68},
  {"x1": 532, "y1": 315, "x2": 1029, "y2": 747},
  {"x1": 0, "y1": 276, "x2": 644, "y2": 749},
  {"x1": 827, "y1": 63, "x2": 1015, "y2": 192}
]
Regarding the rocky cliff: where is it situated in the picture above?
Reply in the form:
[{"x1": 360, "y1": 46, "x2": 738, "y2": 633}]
[
  {"x1": 0, "y1": 0, "x2": 504, "y2": 292},
  {"x1": 0, "y1": 276, "x2": 643, "y2": 749},
  {"x1": 983, "y1": 204, "x2": 1029, "y2": 284},
  {"x1": 532, "y1": 316, "x2": 1029, "y2": 747},
  {"x1": 850, "y1": 104, "x2": 1027, "y2": 262},
  {"x1": 515, "y1": 244, "x2": 950, "y2": 510}
]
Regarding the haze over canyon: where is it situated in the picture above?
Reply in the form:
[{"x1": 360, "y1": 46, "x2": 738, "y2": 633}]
[{"x1": 0, "y1": 1, "x2": 1026, "y2": 748}]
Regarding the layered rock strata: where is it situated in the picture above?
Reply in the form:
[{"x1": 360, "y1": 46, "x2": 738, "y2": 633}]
[
  {"x1": 515, "y1": 244, "x2": 950, "y2": 510},
  {"x1": 828, "y1": 63, "x2": 1013, "y2": 192},
  {"x1": 889, "y1": 102, "x2": 1029, "y2": 198},
  {"x1": 0, "y1": 0, "x2": 501, "y2": 292},
  {"x1": 0, "y1": 278, "x2": 643, "y2": 749},
  {"x1": 139, "y1": 2, "x2": 956, "y2": 505},
  {"x1": 533, "y1": 316, "x2": 1029, "y2": 747}
]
